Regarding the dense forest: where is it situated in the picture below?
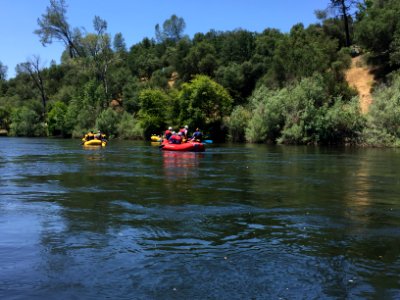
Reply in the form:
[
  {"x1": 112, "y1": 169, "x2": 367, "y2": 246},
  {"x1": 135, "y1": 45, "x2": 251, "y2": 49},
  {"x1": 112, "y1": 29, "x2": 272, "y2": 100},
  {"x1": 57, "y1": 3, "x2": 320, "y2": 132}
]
[{"x1": 0, "y1": 0, "x2": 400, "y2": 146}]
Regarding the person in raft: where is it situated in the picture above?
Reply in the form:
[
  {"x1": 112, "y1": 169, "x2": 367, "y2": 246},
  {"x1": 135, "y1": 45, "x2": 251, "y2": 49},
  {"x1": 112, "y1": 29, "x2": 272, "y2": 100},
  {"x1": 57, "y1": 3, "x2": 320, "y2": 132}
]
[
  {"x1": 190, "y1": 128, "x2": 203, "y2": 142},
  {"x1": 164, "y1": 126, "x2": 173, "y2": 140},
  {"x1": 93, "y1": 130, "x2": 107, "y2": 141},
  {"x1": 168, "y1": 131, "x2": 182, "y2": 144},
  {"x1": 84, "y1": 130, "x2": 95, "y2": 141},
  {"x1": 179, "y1": 125, "x2": 189, "y2": 140}
]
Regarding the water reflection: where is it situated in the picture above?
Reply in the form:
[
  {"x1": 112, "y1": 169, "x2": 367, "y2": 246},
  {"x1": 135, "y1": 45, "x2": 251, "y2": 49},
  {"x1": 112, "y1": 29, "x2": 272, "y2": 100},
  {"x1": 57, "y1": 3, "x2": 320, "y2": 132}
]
[
  {"x1": 1, "y1": 139, "x2": 400, "y2": 299},
  {"x1": 162, "y1": 151, "x2": 203, "y2": 180}
]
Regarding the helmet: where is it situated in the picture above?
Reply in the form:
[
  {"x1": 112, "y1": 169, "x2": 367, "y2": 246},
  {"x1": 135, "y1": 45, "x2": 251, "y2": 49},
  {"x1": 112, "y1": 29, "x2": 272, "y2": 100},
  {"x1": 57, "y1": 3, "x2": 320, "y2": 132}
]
[
  {"x1": 172, "y1": 131, "x2": 176, "y2": 134},
  {"x1": 178, "y1": 132, "x2": 182, "y2": 136},
  {"x1": 168, "y1": 126, "x2": 172, "y2": 130},
  {"x1": 184, "y1": 125, "x2": 188, "y2": 129}
]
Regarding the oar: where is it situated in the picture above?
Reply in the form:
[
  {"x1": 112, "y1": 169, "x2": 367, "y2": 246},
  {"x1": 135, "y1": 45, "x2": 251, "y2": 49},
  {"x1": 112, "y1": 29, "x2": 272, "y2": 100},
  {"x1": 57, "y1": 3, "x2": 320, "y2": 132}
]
[{"x1": 203, "y1": 139, "x2": 213, "y2": 144}]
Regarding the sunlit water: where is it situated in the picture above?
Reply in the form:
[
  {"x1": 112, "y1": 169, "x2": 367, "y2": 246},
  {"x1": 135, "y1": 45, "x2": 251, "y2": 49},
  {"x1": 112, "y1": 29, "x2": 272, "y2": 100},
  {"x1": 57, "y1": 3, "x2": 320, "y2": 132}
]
[{"x1": 0, "y1": 137, "x2": 399, "y2": 299}]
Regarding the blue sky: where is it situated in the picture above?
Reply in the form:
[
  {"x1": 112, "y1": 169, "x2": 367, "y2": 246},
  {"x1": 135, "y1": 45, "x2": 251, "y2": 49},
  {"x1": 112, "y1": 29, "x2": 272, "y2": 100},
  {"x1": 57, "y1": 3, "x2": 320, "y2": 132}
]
[{"x1": 0, "y1": 0, "x2": 330, "y2": 79}]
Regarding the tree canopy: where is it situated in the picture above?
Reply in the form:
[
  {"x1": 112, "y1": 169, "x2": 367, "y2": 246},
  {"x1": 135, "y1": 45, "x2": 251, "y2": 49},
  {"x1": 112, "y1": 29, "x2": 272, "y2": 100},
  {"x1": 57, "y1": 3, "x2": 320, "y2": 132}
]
[{"x1": 1, "y1": 0, "x2": 400, "y2": 145}]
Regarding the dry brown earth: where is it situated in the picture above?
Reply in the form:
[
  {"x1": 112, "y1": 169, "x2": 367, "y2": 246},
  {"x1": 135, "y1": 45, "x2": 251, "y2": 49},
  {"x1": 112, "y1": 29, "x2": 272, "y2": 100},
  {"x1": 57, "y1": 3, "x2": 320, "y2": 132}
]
[{"x1": 345, "y1": 56, "x2": 375, "y2": 114}]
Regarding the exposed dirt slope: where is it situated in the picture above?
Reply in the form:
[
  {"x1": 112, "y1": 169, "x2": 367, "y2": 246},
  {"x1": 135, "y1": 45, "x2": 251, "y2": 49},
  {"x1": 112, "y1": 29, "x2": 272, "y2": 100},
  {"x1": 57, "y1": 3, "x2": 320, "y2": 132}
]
[{"x1": 345, "y1": 56, "x2": 374, "y2": 114}]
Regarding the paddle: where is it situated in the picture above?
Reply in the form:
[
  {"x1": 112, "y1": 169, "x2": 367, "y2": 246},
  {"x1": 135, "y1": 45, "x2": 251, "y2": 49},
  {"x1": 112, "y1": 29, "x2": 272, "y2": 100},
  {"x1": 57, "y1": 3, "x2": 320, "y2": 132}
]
[{"x1": 203, "y1": 139, "x2": 213, "y2": 144}]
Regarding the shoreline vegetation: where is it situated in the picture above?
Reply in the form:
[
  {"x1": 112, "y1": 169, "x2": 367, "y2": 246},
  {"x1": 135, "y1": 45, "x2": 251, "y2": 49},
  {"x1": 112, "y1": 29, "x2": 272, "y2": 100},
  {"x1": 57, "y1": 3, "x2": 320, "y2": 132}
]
[{"x1": 1, "y1": 0, "x2": 400, "y2": 146}]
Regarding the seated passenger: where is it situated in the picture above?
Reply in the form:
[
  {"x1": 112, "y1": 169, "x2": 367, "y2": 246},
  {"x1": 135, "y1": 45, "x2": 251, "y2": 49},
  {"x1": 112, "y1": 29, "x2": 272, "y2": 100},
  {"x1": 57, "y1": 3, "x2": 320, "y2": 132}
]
[
  {"x1": 94, "y1": 130, "x2": 102, "y2": 140},
  {"x1": 165, "y1": 126, "x2": 173, "y2": 140},
  {"x1": 168, "y1": 131, "x2": 182, "y2": 144},
  {"x1": 83, "y1": 130, "x2": 95, "y2": 141},
  {"x1": 191, "y1": 128, "x2": 203, "y2": 142},
  {"x1": 179, "y1": 125, "x2": 189, "y2": 140}
]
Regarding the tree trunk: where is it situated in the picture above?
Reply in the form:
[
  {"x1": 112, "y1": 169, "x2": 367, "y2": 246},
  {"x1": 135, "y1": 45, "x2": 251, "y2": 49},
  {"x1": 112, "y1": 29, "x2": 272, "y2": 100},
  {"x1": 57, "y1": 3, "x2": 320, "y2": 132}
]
[{"x1": 340, "y1": 0, "x2": 351, "y2": 47}]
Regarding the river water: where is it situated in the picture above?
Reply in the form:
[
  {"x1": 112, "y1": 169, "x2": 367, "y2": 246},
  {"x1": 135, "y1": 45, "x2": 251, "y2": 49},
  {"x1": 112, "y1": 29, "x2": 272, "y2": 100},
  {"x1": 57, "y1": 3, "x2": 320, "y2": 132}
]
[{"x1": 0, "y1": 137, "x2": 399, "y2": 299}]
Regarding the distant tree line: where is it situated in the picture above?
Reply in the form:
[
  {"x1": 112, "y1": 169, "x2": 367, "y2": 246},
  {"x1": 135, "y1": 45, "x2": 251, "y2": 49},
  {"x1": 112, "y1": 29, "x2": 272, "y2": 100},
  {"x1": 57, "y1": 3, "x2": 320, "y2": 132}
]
[{"x1": 0, "y1": 0, "x2": 400, "y2": 145}]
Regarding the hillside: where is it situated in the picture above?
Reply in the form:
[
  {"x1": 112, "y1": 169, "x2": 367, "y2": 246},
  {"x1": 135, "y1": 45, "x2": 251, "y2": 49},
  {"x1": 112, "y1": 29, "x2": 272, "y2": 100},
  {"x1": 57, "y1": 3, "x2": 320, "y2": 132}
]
[{"x1": 345, "y1": 56, "x2": 375, "y2": 114}]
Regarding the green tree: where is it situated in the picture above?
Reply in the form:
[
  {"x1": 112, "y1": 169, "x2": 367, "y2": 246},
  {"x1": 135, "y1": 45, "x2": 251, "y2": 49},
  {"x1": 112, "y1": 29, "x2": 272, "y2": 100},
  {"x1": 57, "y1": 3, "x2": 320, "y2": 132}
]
[
  {"x1": 116, "y1": 111, "x2": 141, "y2": 139},
  {"x1": 273, "y1": 23, "x2": 338, "y2": 83},
  {"x1": 80, "y1": 16, "x2": 114, "y2": 100},
  {"x1": 113, "y1": 32, "x2": 127, "y2": 53},
  {"x1": 220, "y1": 30, "x2": 256, "y2": 64},
  {"x1": 329, "y1": 0, "x2": 358, "y2": 47},
  {"x1": 15, "y1": 56, "x2": 48, "y2": 121},
  {"x1": 48, "y1": 100, "x2": 67, "y2": 136},
  {"x1": 364, "y1": 73, "x2": 400, "y2": 146},
  {"x1": 245, "y1": 86, "x2": 285, "y2": 143},
  {"x1": 9, "y1": 106, "x2": 47, "y2": 136},
  {"x1": 183, "y1": 41, "x2": 218, "y2": 78},
  {"x1": 155, "y1": 15, "x2": 186, "y2": 43},
  {"x1": 35, "y1": 0, "x2": 83, "y2": 58},
  {"x1": 95, "y1": 107, "x2": 119, "y2": 137},
  {"x1": 355, "y1": 0, "x2": 400, "y2": 67},
  {"x1": 178, "y1": 75, "x2": 233, "y2": 130},
  {"x1": 226, "y1": 105, "x2": 251, "y2": 142},
  {"x1": 127, "y1": 38, "x2": 162, "y2": 79},
  {"x1": 0, "y1": 61, "x2": 7, "y2": 81},
  {"x1": 138, "y1": 88, "x2": 168, "y2": 118},
  {"x1": 0, "y1": 105, "x2": 11, "y2": 131}
]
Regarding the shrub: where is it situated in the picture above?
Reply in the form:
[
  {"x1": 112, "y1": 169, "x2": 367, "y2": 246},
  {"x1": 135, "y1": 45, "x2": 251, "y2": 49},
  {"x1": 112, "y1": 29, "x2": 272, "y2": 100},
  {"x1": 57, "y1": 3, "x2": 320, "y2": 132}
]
[
  {"x1": 226, "y1": 106, "x2": 251, "y2": 142},
  {"x1": 116, "y1": 111, "x2": 142, "y2": 139},
  {"x1": 178, "y1": 75, "x2": 233, "y2": 130},
  {"x1": 9, "y1": 106, "x2": 47, "y2": 136},
  {"x1": 317, "y1": 97, "x2": 365, "y2": 145},
  {"x1": 95, "y1": 108, "x2": 119, "y2": 138},
  {"x1": 48, "y1": 101, "x2": 68, "y2": 136},
  {"x1": 246, "y1": 75, "x2": 364, "y2": 145},
  {"x1": 363, "y1": 74, "x2": 400, "y2": 146}
]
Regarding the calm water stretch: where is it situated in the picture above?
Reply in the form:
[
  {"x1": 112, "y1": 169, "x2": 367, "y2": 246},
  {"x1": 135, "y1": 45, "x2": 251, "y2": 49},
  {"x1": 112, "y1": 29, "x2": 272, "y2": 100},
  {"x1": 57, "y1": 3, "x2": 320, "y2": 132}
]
[{"x1": 1, "y1": 138, "x2": 399, "y2": 299}]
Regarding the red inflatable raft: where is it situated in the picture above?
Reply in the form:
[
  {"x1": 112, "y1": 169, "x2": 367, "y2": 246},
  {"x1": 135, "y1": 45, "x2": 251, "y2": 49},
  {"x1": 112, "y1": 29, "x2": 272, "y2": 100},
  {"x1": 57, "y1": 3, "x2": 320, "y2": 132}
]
[{"x1": 160, "y1": 140, "x2": 205, "y2": 152}]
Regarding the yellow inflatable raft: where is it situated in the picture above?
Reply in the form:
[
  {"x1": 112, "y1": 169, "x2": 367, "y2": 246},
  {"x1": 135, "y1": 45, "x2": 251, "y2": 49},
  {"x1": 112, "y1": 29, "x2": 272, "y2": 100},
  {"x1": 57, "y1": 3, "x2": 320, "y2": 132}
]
[
  {"x1": 82, "y1": 138, "x2": 107, "y2": 147},
  {"x1": 151, "y1": 134, "x2": 162, "y2": 142}
]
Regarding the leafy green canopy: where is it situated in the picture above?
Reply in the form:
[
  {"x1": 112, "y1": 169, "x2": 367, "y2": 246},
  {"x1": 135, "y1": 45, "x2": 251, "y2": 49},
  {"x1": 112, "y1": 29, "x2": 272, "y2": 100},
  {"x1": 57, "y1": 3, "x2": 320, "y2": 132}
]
[
  {"x1": 243, "y1": 75, "x2": 365, "y2": 145},
  {"x1": 355, "y1": 0, "x2": 400, "y2": 66},
  {"x1": 178, "y1": 75, "x2": 233, "y2": 130}
]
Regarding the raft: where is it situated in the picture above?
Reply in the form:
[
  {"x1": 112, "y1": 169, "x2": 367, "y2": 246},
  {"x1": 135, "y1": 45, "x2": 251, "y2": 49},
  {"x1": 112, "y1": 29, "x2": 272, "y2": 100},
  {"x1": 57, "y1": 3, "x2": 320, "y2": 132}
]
[
  {"x1": 151, "y1": 134, "x2": 162, "y2": 142},
  {"x1": 160, "y1": 140, "x2": 205, "y2": 152},
  {"x1": 82, "y1": 139, "x2": 107, "y2": 147}
]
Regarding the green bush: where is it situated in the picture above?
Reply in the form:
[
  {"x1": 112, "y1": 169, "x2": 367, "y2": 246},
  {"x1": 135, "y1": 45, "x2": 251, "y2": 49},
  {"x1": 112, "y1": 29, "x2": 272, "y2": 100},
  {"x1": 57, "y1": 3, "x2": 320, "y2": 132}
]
[
  {"x1": 246, "y1": 75, "x2": 364, "y2": 145},
  {"x1": 48, "y1": 101, "x2": 68, "y2": 136},
  {"x1": 95, "y1": 108, "x2": 119, "y2": 137},
  {"x1": 139, "y1": 113, "x2": 165, "y2": 139},
  {"x1": 178, "y1": 75, "x2": 233, "y2": 130},
  {"x1": 245, "y1": 87, "x2": 285, "y2": 143},
  {"x1": 317, "y1": 98, "x2": 365, "y2": 145},
  {"x1": 9, "y1": 106, "x2": 47, "y2": 137},
  {"x1": 363, "y1": 74, "x2": 400, "y2": 146},
  {"x1": 226, "y1": 106, "x2": 251, "y2": 142},
  {"x1": 116, "y1": 111, "x2": 142, "y2": 139},
  {"x1": 138, "y1": 88, "x2": 168, "y2": 118}
]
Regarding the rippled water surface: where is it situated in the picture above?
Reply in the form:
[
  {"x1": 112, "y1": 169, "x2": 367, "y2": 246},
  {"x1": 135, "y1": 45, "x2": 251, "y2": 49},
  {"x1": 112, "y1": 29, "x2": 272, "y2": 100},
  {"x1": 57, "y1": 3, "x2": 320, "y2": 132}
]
[{"x1": 1, "y1": 138, "x2": 400, "y2": 299}]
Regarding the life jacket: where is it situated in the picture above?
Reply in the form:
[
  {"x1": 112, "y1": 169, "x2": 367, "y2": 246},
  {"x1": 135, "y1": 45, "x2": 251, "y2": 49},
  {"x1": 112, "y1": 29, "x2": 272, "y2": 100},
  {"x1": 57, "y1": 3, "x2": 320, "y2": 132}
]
[
  {"x1": 192, "y1": 131, "x2": 203, "y2": 142},
  {"x1": 179, "y1": 128, "x2": 188, "y2": 138},
  {"x1": 165, "y1": 129, "x2": 172, "y2": 139},
  {"x1": 169, "y1": 135, "x2": 182, "y2": 144}
]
